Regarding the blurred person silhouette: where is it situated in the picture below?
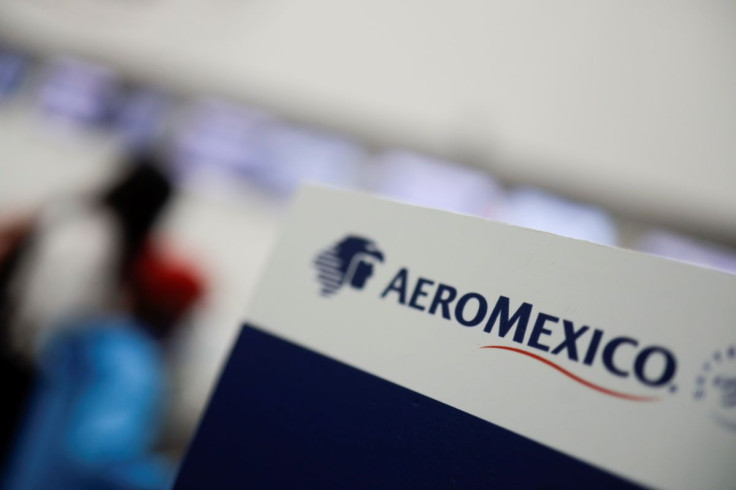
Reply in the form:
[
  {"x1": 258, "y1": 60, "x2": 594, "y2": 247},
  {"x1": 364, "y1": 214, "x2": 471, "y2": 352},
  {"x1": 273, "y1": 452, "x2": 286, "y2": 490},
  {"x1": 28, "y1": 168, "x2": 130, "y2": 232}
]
[
  {"x1": 3, "y1": 243, "x2": 205, "y2": 490},
  {"x1": 0, "y1": 154, "x2": 172, "y2": 470}
]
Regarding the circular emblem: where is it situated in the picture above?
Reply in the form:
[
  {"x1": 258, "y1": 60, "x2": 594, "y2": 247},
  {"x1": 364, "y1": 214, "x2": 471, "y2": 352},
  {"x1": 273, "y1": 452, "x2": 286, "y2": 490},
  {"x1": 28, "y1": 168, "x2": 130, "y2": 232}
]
[{"x1": 694, "y1": 345, "x2": 736, "y2": 431}]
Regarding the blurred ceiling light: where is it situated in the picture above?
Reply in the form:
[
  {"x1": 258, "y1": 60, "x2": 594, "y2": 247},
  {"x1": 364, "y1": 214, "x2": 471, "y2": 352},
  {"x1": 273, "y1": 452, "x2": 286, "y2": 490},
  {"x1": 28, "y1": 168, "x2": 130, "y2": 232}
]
[
  {"x1": 492, "y1": 188, "x2": 619, "y2": 246},
  {"x1": 113, "y1": 88, "x2": 168, "y2": 151},
  {"x1": 372, "y1": 150, "x2": 503, "y2": 217},
  {"x1": 171, "y1": 99, "x2": 272, "y2": 182},
  {"x1": 255, "y1": 125, "x2": 364, "y2": 196},
  {"x1": 37, "y1": 57, "x2": 117, "y2": 128},
  {"x1": 638, "y1": 230, "x2": 736, "y2": 275}
]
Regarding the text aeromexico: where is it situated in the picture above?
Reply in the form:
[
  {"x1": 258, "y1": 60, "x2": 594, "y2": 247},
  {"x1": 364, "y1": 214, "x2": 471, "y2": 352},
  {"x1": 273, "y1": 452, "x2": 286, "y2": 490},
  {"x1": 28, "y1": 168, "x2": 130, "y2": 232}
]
[{"x1": 380, "y1": 268, "x2": 677, "y2": 390}]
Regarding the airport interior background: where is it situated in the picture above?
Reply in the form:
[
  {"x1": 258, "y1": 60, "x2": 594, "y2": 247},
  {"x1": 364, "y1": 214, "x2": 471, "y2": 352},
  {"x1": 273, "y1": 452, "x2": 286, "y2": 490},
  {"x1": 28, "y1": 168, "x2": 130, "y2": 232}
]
[{"x1": 0, "y1": 1, "x2": 735, "y2": 488}]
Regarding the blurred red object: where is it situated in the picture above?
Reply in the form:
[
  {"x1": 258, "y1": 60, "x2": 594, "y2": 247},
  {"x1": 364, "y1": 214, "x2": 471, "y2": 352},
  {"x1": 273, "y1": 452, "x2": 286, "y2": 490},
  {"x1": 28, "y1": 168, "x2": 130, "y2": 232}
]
[{"x1": 130, "y1": 243, "x2": 206, "y2": 337}]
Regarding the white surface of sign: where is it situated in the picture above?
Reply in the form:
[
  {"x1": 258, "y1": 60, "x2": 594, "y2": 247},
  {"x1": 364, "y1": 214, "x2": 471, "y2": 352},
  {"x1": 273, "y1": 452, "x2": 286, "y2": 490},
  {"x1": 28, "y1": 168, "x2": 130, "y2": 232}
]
[{"x1": 246, "y1": 186, "x2": 736, "y2": 489}]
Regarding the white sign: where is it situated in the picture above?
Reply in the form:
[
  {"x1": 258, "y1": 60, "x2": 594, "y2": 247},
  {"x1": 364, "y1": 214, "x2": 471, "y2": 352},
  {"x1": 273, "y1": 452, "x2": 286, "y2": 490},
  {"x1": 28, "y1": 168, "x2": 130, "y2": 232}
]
[{"x1": 245, "y1": 185, "x2": 736, "y2": 489}]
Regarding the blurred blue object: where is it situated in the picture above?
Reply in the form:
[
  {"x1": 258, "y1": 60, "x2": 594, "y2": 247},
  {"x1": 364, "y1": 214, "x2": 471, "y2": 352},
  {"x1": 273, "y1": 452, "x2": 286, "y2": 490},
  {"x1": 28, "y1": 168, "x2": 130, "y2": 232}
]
[
  {"x1": 37, "y1": 58, "x2": 117, "y2": 128},
  {"x1": 3, "y1": 316, "x2": 173, "y2": 490},
  {"x1": 0, "y1": 50, "x2": 26, "y2": 99},
  {"x1": 373, "y1": 151, "x2": 503, "y2": 217},
  {"x1": 493, "y1": 188, "x2": 619, "y2": 246}
]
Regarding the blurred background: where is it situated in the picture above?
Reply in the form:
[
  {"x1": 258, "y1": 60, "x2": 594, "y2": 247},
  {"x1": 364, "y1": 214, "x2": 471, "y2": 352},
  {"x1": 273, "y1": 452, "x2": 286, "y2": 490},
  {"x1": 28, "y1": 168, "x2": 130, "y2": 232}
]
[{"x1": 0, "y1": 1, "x2": 735, "y2": 488}]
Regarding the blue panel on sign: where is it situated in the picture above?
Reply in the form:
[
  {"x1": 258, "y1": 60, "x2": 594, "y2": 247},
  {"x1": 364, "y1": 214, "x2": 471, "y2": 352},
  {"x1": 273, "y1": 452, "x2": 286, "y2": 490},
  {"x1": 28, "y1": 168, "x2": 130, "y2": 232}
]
[{"x1": 174, "y1": 324, "x2": 640, "y2": 489}]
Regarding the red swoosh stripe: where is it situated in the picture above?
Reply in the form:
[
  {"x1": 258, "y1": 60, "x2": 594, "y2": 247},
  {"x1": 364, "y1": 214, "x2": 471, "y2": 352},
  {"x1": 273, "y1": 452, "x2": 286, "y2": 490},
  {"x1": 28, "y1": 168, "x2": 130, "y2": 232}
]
[{"x1": 481, "y1": 345, "x2": 659, "y2": 402}]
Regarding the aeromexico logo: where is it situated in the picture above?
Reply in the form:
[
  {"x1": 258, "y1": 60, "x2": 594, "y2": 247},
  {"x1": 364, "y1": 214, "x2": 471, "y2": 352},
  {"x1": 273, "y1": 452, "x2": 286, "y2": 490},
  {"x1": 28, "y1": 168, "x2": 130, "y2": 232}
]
[
  {"x1": 313, "y1": 235, "x2": 679, "y2": 403},
  {"x1": 314, "y1": 236, "x2": 384, "y2": 297}
]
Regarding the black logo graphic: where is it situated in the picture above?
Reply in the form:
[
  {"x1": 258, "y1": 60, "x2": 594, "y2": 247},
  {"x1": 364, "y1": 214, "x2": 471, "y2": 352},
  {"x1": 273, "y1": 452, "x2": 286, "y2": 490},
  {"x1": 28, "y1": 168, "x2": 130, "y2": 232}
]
[{"x1": 314, "y1": 236, "x2": 384, "y2": 297}]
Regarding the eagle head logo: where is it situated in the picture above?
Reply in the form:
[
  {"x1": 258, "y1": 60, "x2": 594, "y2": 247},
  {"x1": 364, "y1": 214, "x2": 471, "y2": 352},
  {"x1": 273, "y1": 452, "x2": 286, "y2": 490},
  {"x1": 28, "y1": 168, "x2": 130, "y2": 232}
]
[{"x1": 314, "y1": 236, "x2": 384, "y2": 297}]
